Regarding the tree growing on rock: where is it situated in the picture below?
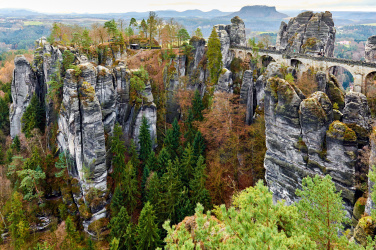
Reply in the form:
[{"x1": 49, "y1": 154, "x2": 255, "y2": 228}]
[{"x1": 207, "y1": 27, "x2": 223, "y2": 84}]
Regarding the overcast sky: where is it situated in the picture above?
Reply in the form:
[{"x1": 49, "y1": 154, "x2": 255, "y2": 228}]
[{"x1": 0, "y1": 0, "x2": 375, "y2": 13}]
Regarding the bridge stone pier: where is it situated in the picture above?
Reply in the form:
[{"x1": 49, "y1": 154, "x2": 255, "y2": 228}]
[{"x1": 231, "y1": 46, "x2": 376, "y2": 93}]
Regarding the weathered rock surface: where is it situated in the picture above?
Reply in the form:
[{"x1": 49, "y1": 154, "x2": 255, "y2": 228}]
[
  {"x1": 276, "y1": 11, "x2": 336, "y2": 56},
  {"x1": 240, "y1": 70, "x2": 254, "y2": 125},
  {"x1": 366, "y1": 130, "x2": 376, "y2": 216},
  {"x1": 216, "y1": 68, "x2": 233, "y2": 93},
  {"x1": 229, "y1": 16, "x2": 247, "y2": 47},
  {"x1": 365, "y1": 36, "x2": 376, "y2": 63},
  {"x1": 214, "y1": 16, "x2": 247, "y2": 69},
  {"x1": 10, "y1": 55, "x2": 38, "y2": 138},
  {"x1": 264, "y1": 76, "x2": 358, "y2": 215}
]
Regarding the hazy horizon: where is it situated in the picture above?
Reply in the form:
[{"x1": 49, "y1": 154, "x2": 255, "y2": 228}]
[{"x1": 0, "y1": 0, "x2": 375, "y2": 14}]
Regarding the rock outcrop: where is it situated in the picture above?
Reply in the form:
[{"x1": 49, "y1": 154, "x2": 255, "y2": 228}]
[
  {"x1": 276, "y1": 11, "x2": 336, "y2": 56},
  {"x1": 10, "y1": 55, "x2": 38, "y2": 138},
  {"x1": 214, "y1": 16, "x2": 246, "y2": 69},
  {"x1": 263, "y1": 76, "x2": 363, "y2": 216},
  {"x1": 365, "y1": 36, "x2": 376, "y2": 63},
  {"x1": 240, "y1": 70, "x2": 254, "y2": 125}
]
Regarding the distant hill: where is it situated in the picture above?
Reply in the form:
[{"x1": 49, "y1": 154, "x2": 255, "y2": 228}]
[
  {"x1": 0, "y1": 8, "x2": 40, "y2": 17},
  {"x1": 227, "y1": 5, "x2": 288, "y2": 20}
]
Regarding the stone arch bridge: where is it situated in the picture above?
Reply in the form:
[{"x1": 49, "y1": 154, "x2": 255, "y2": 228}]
[{"x1": 231, "y1": 46, "x2": 376, "y2": 93}]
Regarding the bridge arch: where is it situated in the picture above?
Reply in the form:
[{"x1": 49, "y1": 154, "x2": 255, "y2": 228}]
[
  {"x1": 260, "y1": 55, "x2": 275, "y2": 68},
  {"x1": 238, "y1": 50, "x2": 245, "y2": 60},
  {"x1": 291, "y1": 59, "x2": 306, "y2": 72},
  {"x1": 365, "y1": 71, "x2": 376, "y2": 96},
  {"x1": 327, "y1": 65, "x2": 354, "y2": 91}
]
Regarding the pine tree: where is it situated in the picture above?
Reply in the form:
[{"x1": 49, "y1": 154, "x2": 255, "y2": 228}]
[
  {"x1": 121, "y1": 161, "x2": 139, "y2": 214},
  {"x1": 189, "y1": 155, "x2": 211, "y2": 210},
  {"x1": 9, "y1": 192, "x2": 29, "y2": 249},
  {"x1": 192, "y1": 131, "x2": 205, "y2": 161},
  {"x1": 207, "y1": 27, "x2": 223, "y2": 84},
  {"x1": 145, "y1": 150, "x2": 157, "y2": 172},
  {"x1": 296, "y1": 175, "x2": 349, "y2": 249},
  {"x1": 158, "y1": 160, "x2": 182, "y2": 224},
  {"x1": 65, "y1": 216, "x2": 78, "y2": 248},
  {"x1": 12, "y1": 135, "x2": 21, "y2": 152},
  {"x1": 129, "y1": 139, "x2": 140, "y2": 170},
  {"x1": 21, "y1": 94, "x2": 46, "y2": 137},
  {"x1": 55, "y1": 152, "x2": 68, "y2": 178},
  {"x1": 109, "y1": 206, "x2": 134, "y2": 249},
  {"x1": 146, "y1": 172, "x2": 160, "y2": 206},
  {"x1": 139, "y1": 116, "x2": 152, "y2": 161},
  {"x1": 176, "y1": 186, "x2": 194, "y2": 222},
  {"x1": 180, "y1": 143, "x2": 195, "y2": 186},
  {"x1": 136, "y1": 202, "x2": 160, "y2": 250},
  {"x1": 184, "y1": 108, "x2": 196, "y2": 145},
  {"x1": 156, "y1": 147, "x2": 170, "y2": 176},
  {"x1": 192, "y1": 90, "x2": 204, "y2": 121},
  {"x1": 164, "y1": 119, "x2": 181, "y2": 161},
  {"x1": 111, "y1": 124, "x2": 127, "y2": 182},
  {"x1": 110, "y1": 185, "x2": 124, "y2": 217},
  {"x1": 141, "y1": 164, "x2": 150, "y2": 202}
]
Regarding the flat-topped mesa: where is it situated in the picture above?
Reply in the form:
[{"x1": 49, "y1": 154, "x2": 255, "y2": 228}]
[
  {"x1": 276, "y1": 11, "x2": 336, "y2": 57},
  {"x1": 365, "y1": 35, "x2": 376, "y2": 63}
]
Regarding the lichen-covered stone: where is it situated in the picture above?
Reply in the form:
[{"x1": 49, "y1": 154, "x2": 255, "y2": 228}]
[
  {"x1": 354, "y1": 216, "x2": 376, "y2": 246},
  {"x1": 276, "y1": 11, "x2": 336, "y2": 56}
]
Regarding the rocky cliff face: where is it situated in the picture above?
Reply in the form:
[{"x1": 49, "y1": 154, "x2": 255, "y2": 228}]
[
  {"x1": 263, "y1": 74, "x2": 369, "y2": 216},
  {"x1": 10, "y1": 56, "x2": 38, "y2": 138},
  {"x1": 276, "y1": 11, "x2": 336, "y2": 56},
  {"x1": 214, "y1": 16, "x2": 246, "y2": 69},
  {"x1": 10, "y1": 39, "x2": 158, "y2": 229},
  {"x1": 365, "y1": 36, "x2": 376, "y2": 63}
]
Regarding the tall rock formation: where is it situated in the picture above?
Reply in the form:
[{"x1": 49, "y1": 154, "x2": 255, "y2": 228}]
[
  {"x1": 10, "y1": 56, "x2": 38, "y2": 138},
  {"x1": 214, "y1": 16, "x2": 247, "y2": 69},
  {"x1": 263, "y1": 75, "x2": 367, "y2": 216},
  {"x1": 276, "y1": 11, "x2": 336, "y2": 56},
  {"x1": 365, "y1": 36, "x2": 376, "y2": 63}
]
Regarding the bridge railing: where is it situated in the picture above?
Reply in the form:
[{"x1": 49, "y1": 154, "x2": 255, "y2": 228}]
[{"x1": 231, "y1": 45, "x2": 376, "y2": 69}]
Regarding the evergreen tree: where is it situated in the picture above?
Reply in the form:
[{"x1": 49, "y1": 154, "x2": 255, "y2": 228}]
[
  {"x1": 121, "y1": 161, "x2": 139, "y2": 214},
  {"x1": 184, "y1": 108, "x2": 196, "y2": 145},
  {"x1": 192, "y1": 131, "x2": 205, "y2": 161},
  {"x1": 21, "y1": 94, "x2": 46, "y2": 137},
  {"x1": 129, "y1": 139, "x2": 140, "y2": 170},
  {"x1": 176, "y1": 186, "x2": 194, "y2": 222},
  {"x1": 110, "y1": 185, "x2": 124, "y2": 217},
  {"x1": 192, "y1": 90, "x2": 204, "y2": 121},
  {"x1": 158, "y1": 160, "x2": 182, "y2": 224},
  {"x1": 146, "y1": 172, "x2": 160, "y2": 206},
  {"x1": 189, "y1": 155, "x2": 211, "y2": 210},
  {"x1": 139, "y1": 116, "x2": 152, "y2": 161},
  {"x1": 207, "y1": 27, "x2": 223, "y2": 84},
  {"x1": 141, "y1": 164, "x2": 150, "y2": 202},
  {"x1": 145, "y1": 150, "x2": 157, "y2": 172},
  {"x1": 110, "y1": 206, "x2": 134, "y2": 249},
  {"x1": 180, "y1": 143, "x2": 195, "y2": 186},
  {"x1": 136, "y1": 202, "x2": 160, "y2": 250},
  {"x1": 12, "y1": 135, "x2": 21, "y2": 152},
  {"x1": 65, "y1": 216, "x2": 78, "y2": 248},
  {"x1": 111, "y1": 123, "x2": 126, "y2": 182},
  {"x1": 55, "y1": 152, "x2": 68, "y2": 178},
  {"x1": 156, "y1": 147, "x2": 170, "y2": 176},
  {"x1": 9, "y1": 192, "x2": 29, "y2": 249},
  {"x1": 0, "y1": 97, "x2": 9, "y2": 132},
  {"x1": 164, "y1": 119, "x2": 181, "y2": 160},
  {"x1": 296, "y1": 175, "x2": 349, "y2": 249}
]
